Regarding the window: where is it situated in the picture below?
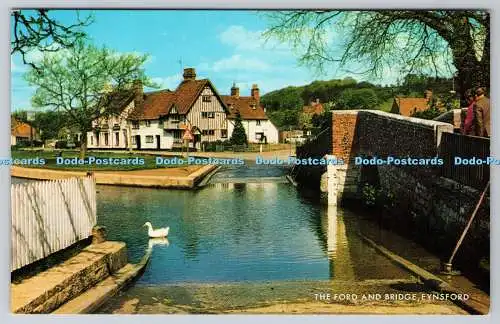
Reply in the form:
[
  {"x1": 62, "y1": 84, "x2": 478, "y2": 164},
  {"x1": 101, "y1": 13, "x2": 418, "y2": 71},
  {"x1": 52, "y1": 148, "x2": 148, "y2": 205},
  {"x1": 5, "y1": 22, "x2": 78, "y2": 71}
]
[
  {"x1": 132, "y1": 121, "x2": 140, "y2": 129},
  {"x1": 115, "y1": 132, "x2": 119, "y2": 146},
  {"x1": 145, "y1": 120, "x2": 151, "y2": 127},
  {"x1": 202, "y1": 95, "x2": 212, "y2": 102},
  {"x1": 146, "y1": 135, "x2": 154, "y2": 143},
  {"x1": 174, "y1": 130, "x2": 182, "y2": 139},
  {"x1": 131, "y1": 136, "x2": 136, "y2": 145},
  {"x1": 256, "y1": 120, "x2": 261, "y2": 126},
  {"x1": 201, "y1": 112, "x2": 215, "y2": 119},
  {"x1": 104, "y1": 133, "x2": 109, "y2": 146},
  {"x1": 202, "y1": 130, "x2": 215, "y2": 136},
  {"x1": 221, "y1": 129, "x2": 228, "y2": 138},
  {"x1": 90, "y1": 135, "x2": 93, "y2": 145},
  {"x1": 255, "y1": 132, "x2": 264, "y2": 141}
]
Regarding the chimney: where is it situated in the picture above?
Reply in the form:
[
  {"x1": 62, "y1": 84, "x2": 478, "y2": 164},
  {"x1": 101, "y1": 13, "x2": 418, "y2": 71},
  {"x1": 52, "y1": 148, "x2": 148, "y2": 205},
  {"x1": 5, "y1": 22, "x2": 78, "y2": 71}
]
[
  {"x1": 231, "y1": 82, "x2": 240, "y2": 98},
  {"x1": 133, "y1": 79, "x2": 144, "y2": 108},
  {"x1": 424, "y1": 89, "x2": 433, "y2": 101},
  {"x1": 183, "y1": 68, "x2": 196, "y2": 81},
  {"x1": 251, "y1": 84, "x2": 260, "y2": 103}
]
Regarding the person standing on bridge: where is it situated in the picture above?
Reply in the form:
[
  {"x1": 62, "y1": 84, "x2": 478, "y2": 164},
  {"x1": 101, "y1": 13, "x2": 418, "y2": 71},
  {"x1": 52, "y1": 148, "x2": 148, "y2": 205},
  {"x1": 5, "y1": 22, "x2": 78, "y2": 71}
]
[
  {"x1": 473, "y1": 87, "x2": 490, "y2": 137},
  {"x1": 461, "y1": 89, "x2": 476, "y2": 135}
]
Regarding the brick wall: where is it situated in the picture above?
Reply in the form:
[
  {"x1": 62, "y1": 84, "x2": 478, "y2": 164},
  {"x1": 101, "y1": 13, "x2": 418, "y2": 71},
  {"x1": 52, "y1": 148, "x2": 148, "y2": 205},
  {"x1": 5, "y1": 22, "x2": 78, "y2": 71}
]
[{"x1": 331, "y1": 111, "x2": 358, "y2": 161}]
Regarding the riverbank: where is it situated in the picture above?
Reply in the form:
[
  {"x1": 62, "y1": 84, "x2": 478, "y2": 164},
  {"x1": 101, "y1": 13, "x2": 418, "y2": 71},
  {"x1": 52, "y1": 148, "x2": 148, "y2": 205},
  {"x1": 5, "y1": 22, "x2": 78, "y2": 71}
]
[
  {"x1": 11, "y1": 239, "x2": 151, "y2": 314},
  {"x1": 97, "y1": 279, "x2": 468, "y2": 314},
  {"x1": 11, "y1": 164, "x2": 217, "y2": 189}
]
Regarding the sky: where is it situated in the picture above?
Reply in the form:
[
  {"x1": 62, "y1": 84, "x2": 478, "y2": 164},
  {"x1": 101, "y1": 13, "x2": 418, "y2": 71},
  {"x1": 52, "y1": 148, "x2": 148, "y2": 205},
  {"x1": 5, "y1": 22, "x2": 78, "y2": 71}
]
[{"x1": 10, "y1": 9, "x2": 441, "y2": 111}]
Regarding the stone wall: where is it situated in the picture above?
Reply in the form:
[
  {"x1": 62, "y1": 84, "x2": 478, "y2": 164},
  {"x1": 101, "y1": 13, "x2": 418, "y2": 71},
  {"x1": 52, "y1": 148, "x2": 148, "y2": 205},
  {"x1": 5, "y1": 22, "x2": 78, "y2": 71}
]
[{"x1": 296, "y1": 109, "x2": 490, "y2": 266}]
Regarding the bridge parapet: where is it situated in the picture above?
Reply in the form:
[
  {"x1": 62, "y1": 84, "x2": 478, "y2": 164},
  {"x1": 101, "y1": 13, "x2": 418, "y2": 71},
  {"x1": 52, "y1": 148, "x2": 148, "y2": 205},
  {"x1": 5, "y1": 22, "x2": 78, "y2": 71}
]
[{"x1": 296, "y1": 110, "x2": 488, "y2": 269}]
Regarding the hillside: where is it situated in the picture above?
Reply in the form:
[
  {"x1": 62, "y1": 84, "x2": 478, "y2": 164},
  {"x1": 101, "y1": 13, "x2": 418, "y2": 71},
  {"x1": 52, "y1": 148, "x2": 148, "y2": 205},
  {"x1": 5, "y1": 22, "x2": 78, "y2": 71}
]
[{"x1": 261, "y1": 75, "x2": 455, "y2": 129}]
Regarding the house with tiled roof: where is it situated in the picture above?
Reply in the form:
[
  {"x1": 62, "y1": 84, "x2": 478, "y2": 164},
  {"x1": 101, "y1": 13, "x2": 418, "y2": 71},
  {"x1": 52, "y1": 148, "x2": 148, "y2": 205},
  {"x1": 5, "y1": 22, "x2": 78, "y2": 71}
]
[
  {"x1": 391, "y1": 90, "x2": 433, "y2": 117},
  {"x1": 86, "y1": 68, "x2": 278, "y2": 150},
  {"x1": 302, "y1": 99, "x2": 324, "y2": 116},
  {"x1": 11, "y1": 118, "x2": 39, "y2": 146},
  {"x1": 222, "y1": 84, "x2": 279, "y2": 144},
  {"x1": 300, "y1": 99, "x2": 325, "y2": 136}
]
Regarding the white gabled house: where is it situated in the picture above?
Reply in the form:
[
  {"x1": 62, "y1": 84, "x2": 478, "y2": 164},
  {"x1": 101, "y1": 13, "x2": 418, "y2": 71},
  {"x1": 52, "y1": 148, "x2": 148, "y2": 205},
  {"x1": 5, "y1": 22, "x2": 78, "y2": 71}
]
[
  {"x1": 222, "y1": 84, "x2": 279, "y2": 144},
  {"x1": 86, "y1": 68, "x2": 279, "y2": 150}
]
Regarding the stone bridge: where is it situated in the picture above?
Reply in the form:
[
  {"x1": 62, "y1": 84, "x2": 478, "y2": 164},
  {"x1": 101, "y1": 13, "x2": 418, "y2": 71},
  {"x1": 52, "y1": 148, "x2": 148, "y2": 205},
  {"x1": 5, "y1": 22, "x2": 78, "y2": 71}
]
[{"x1": 295, "y1": 110, "x2": 490, "y2": 273}]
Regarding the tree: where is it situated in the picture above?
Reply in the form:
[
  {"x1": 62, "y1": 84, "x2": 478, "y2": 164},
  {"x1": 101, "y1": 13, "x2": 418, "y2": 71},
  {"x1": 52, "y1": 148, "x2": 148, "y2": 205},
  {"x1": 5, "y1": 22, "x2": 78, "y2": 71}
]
[
  {"x1": 11, "y1": 9, "x2": 93, "y2": 70},
  {"x1": 335, "y1": 88, "x2": 379, "y2": 109},
  {"x1": 264, "y1": 10, "x2": 489, "y2": 98},
  {"x1": 230, "y1": 112, "x2": 248, "y2": 145},
  {"x1": 25, "y1": 40, "x2": 155, "y2": 158},
  {"x1": 32, "y1": 111, "x2": 69, "y2": 142}
]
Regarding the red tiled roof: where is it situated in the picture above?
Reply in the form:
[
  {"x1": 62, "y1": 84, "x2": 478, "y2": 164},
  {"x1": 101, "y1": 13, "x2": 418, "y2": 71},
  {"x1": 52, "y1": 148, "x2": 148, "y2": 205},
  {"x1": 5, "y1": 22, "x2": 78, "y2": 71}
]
[
  {"x1": 303, "y1": 103, "x2": 324, "y2": 115},
  {"x1": 174, "y1": 79, "x2": 210, "y2": 114},
  {"x1": 11, "y1": 118, "x2": 36, "y2": 137},
  {"x1": 221, "y1": 95, "x2": 268, "y2": 120},
  {"x1": 130, "y1": 79, "x2": 228, "y2": 120},
  {"x1": 392, "y1": 97, "x2": 430, "y2": 116},
  {"x1": 130, "y1": 89, "x2": 175, "y2": 120}
]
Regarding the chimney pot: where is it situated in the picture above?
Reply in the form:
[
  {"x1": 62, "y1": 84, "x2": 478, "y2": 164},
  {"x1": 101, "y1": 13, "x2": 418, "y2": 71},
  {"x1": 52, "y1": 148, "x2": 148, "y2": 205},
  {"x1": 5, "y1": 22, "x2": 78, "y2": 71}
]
[
  {"x1": 251, "y1": 84, "x2": 260, "y2": 103},
  {"x1": 183, "y1": 68, "x2": 196, "y2": 81},
  {"x1": 133, "y1": 79, "x2": 144, "y2": 108},
  {"x1": 231, "y1": 83, "x2": 240, "y2": 98}
]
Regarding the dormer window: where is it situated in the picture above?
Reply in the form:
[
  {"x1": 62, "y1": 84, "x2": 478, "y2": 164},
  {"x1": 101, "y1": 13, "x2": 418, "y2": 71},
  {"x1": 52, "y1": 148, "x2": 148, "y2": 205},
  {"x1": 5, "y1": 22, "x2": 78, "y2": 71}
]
[
  {"x1": 228, "y1": 103, "x2": 233, "y2": 109},
  {"x1": 251, "y1": 104, "x2": 256, "y2": 110}
]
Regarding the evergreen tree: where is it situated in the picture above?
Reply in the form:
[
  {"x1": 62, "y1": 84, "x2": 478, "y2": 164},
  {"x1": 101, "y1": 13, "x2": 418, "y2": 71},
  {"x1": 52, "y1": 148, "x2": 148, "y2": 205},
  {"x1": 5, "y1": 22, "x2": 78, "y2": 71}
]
[{"x1": 230, "y1": 112, "x2": 248, "y2": 145}]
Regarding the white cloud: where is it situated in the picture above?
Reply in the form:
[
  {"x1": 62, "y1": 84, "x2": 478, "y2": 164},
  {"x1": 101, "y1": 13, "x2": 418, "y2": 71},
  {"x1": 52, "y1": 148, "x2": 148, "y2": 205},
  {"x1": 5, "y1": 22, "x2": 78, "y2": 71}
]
[
  {"x1": 198, "y1": 55, "x2": 271, "y2": 72},
  {"x1": 218, "y1": 25, "x2": 290, "y2": 53},
  {"x1": 150, "y1": 73, "x2": 182, "y2": 90}
]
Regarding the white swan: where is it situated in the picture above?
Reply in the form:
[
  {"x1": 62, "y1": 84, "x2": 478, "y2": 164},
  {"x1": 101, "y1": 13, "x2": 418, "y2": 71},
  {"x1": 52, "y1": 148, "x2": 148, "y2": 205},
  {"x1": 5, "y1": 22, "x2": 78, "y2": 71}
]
[{"x1": 143, "y1": 222, "x2": 170, "y2": 238}]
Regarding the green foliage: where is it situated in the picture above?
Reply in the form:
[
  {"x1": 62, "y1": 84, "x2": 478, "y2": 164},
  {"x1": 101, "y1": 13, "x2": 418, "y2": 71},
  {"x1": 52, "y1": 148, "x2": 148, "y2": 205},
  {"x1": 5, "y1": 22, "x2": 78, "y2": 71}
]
[
  {"x1": 24, "y1": 40, "x2": 155, "y2": 157},
  {"x1": 264, "y1": 10, "x2": 489, "y2": 97},
  {"x1": 361, "y1": 183, "x2": 396, "y2": 210},
  {"x1": 230, "y1": 112, "x2": 248, "y2": 145},
  {"x1": 301, "y1": 78, "x2": 357, "y2": 103},
  {"x1": 335, "y1": 88, "x2": 378, "y2": 109},
  {"x1": 362, "y1": 183, "x2": 378, "y2": 206},
  {"x1": 35, "y1": 110, "x2": 69, "y2": 141},
  {"x1": 260, "y1": 86, "x2": 304, "y2": 112},
  {"x1": 267, "y1": 109, "x2": 300, "y2": 130},
  {"x1": 261, "y1": 73, "x2": 457, "y2": 129}
]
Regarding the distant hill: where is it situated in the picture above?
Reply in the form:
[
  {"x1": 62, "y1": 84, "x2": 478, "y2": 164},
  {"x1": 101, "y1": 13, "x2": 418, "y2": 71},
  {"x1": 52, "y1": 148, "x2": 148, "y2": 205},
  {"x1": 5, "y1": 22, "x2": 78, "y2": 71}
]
[{"x1": 261, "y1": 74, "x2": 455, "y2": 129}]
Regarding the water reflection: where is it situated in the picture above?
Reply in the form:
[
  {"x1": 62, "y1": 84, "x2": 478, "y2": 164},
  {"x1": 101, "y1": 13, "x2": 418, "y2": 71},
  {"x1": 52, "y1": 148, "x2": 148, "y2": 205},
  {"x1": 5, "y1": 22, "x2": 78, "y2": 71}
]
[
  {"x1": 320, "y1": 207, "x2": 355, "y2": 281},
  {"x1": 98, "y1": 181, "x2": 330, "y2": 283},
  {"x1": 148, "y1": 237, "x2": 170, "y2": 250},
  {"x1": 97, "y1": 176, "x2": 408, "y2": 284}
]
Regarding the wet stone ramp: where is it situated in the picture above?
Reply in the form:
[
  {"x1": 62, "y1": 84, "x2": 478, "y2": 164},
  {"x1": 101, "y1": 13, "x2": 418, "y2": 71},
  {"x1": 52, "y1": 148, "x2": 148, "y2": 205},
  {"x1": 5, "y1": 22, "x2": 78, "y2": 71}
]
[{"x1": 208, "y1": 164, "x2": 289, "y2": 184}]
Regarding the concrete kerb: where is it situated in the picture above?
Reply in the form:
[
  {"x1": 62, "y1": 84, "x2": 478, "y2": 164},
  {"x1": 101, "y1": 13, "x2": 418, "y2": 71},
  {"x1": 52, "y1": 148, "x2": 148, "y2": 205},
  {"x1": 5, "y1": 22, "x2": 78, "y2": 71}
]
[
  {"x1": 11, "y1": 164, "x2": 217, "y2": 189},
  {"x1": 358, "y1": 232, "x2": 489, "y2": 315}
]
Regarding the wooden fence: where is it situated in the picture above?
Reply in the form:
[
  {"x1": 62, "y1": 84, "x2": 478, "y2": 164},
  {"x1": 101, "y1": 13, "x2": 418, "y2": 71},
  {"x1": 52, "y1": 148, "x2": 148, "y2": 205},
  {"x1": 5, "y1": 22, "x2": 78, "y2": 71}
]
[
  {"x1": 11, "y1": 176, "x2": 97, "y2": 271},
  {"x1": 439, "y1": 132, "x2": 490, "y2": 190}
]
